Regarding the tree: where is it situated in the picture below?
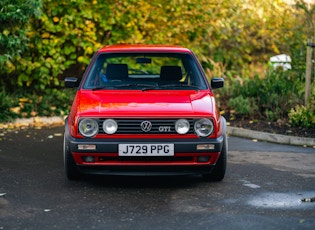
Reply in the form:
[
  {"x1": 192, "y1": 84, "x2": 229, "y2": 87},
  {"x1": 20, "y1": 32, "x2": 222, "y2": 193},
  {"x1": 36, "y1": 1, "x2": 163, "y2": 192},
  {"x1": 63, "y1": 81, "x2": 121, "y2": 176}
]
[
  {"x1": 0, "y1": 0, "x2": 41, "y2": 89},
  {"x1": 0, "y1": 0, "x2": 308, "y2": 92},
  {"x1": 296, "y1": 0, "x2": 315, "y2": 106}
]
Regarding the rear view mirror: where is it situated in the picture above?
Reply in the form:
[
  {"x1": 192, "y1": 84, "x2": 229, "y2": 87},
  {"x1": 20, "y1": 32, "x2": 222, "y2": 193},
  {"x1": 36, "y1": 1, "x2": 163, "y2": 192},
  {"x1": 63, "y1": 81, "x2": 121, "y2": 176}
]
[
  {"x1": 136, "y1": 57, "x2": 152, "y2": 64},
  {"x1": 211, "y1": 78, "x2": 224, "y2": 89}
]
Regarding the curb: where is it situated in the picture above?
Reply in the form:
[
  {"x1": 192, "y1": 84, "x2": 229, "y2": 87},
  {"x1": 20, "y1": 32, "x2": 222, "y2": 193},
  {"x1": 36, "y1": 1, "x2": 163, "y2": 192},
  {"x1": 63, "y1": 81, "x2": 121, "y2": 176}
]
[
  {"x1": 0, "y1": 117, "x2": 65, "y2": 130},
  {"x1": 227, "y1": 126, "x2": 315, "y2": 147},
  {"x1": 0, "y1": 117, "x2": 314, "y2": 147}
]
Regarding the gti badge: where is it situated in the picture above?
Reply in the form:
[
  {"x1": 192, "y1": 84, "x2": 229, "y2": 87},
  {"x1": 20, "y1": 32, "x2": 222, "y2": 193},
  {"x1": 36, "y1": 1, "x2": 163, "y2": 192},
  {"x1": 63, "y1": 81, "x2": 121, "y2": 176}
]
[{"x1": 159, "y1": 126, "x2": 171, "y2": 132}]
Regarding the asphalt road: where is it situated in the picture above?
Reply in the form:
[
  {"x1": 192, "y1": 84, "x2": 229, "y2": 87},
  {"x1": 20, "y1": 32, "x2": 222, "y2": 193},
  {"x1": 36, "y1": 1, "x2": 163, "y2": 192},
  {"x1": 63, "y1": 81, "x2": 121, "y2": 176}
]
[{"x1": 0, "y1": 126, "x2": 314, "y2": 230}]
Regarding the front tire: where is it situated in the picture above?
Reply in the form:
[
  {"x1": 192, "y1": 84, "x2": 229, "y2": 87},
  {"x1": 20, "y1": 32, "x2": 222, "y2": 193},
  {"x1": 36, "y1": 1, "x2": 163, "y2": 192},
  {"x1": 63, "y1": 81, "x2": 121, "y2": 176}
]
[
  {"x1": 202, "y1": 132, "x2": 227, "y2": 182},
  {"x1": 63, "y1": 135, "x2": 81, "y2": 180}
]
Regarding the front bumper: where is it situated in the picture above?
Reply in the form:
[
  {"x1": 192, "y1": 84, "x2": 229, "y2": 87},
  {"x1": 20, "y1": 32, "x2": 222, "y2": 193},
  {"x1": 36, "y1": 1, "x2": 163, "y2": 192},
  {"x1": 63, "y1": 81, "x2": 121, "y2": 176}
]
[{"x1": 65, "y1": 133, "x2": 224, "y2": 176}]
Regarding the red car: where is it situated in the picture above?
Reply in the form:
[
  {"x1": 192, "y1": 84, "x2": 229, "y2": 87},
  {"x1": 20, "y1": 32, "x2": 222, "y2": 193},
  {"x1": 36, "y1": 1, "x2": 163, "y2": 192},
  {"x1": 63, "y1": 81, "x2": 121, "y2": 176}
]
[{"x1": 64, "y1": 44, "x2": 227, "y2": 181}]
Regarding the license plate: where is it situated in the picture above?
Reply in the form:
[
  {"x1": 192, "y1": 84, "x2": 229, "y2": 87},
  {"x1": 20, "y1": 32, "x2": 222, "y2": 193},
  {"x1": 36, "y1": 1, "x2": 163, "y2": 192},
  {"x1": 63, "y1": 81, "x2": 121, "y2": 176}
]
[{"x1": 118, "y1": 144, "x2": 174, "y2": 156}]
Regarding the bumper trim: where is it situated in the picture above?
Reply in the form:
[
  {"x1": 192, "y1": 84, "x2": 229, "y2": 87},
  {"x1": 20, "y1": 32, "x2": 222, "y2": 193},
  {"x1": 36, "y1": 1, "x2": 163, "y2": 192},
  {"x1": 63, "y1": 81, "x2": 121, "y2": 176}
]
[{"x1": 67, "y1": 135, "x2": 224, "y2": 154}]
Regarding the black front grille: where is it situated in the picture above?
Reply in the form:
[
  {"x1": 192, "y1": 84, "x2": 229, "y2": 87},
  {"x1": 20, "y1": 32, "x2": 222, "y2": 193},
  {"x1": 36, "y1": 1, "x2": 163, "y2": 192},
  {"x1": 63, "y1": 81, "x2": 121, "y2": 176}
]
[{"x1": 99, "y1": 119, "x2": 195, "y2": 134}]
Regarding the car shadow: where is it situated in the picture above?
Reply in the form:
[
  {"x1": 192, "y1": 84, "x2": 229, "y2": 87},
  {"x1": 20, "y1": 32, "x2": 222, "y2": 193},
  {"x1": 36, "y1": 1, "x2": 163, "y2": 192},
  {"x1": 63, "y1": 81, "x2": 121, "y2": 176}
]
[{"x1": 70, "y1": 174, "x2": 212, "y2": 189}]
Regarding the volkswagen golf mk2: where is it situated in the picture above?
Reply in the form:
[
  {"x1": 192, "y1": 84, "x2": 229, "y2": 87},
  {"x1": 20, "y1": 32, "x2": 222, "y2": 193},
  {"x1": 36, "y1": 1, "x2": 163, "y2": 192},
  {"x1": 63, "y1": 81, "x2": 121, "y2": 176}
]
[{"x1": 64, "y1": 45, "x2": 227, "y2": 181}]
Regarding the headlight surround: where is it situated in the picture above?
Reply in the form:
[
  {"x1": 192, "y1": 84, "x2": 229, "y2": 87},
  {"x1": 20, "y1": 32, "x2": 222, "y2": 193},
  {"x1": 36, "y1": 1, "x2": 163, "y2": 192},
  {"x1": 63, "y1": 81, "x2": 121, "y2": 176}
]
[
  {"x1": 194, "y1": 118, "x2": 214, "y2": 137},
  {"x1": 103, "y1": 119, "x2": 118, "y2": 134},
  {"x1": 175, "y1": 119, "x2": 190, "y2": 134},
  {"x1": 78, "y1": 118, "x2": 99, "y2": 137}
]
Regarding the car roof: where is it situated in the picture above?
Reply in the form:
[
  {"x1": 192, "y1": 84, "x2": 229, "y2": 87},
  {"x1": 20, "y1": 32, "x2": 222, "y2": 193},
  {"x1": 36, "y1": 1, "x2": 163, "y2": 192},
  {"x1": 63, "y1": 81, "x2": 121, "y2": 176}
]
[{"x1": 97, "y1": 44, "x2": 193, "y2": 54}]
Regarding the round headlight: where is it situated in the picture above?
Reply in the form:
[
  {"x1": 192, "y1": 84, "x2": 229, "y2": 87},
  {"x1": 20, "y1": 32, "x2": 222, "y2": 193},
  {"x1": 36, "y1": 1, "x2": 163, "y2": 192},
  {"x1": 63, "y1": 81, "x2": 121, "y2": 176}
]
[
  {"x1": 103, "y1": 119, "x2": 118, "y2": 134},
  {"x1": 79, "y1": 118, "x2": 99, "y2": 137},
  {"x1": 194, "y1": 118, "x2": 214, "y2": 137},
  {"x1": 175, "y1": 119, "x2": 190, "y2": 134}
]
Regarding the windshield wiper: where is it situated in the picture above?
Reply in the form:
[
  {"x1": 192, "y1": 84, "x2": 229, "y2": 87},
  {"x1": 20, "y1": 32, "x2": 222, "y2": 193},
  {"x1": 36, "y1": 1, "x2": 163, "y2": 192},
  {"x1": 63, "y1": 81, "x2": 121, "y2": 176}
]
[
  {"x1": 163, "y1": 84, "x2": 199, "y2": 89},
  {"x1": 92, "y1": 83, "x2": 155, "y2": 91},
  {"x1": 92, "y1": 86, "x2": 115, "y2": 91},
  {"x1": 92, "y1": 84, "x2": 200, "y2": 91},
  {"x1": 141, "y1": 84, "x2": 200, "y2": 91},
  {"x1": 114, "y1": 83, "x2": 156, "y2": 88}
]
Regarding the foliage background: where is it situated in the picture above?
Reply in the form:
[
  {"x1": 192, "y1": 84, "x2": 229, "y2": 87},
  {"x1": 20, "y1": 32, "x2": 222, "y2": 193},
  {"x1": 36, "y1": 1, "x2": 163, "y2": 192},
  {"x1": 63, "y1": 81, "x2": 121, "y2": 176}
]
[{"x1": 0, "y1": 0, "x2": 314, "y2": 127}]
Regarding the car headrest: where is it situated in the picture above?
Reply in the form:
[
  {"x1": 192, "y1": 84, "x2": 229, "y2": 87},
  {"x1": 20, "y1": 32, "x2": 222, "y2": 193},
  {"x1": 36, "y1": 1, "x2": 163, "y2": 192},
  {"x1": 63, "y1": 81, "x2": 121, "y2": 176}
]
[
  {"x1": 106, "y1": 64, "x2": 128, "y2": 80},
  {"x1": 160, "y1": 66, "x2": 182, "y2": 81}
]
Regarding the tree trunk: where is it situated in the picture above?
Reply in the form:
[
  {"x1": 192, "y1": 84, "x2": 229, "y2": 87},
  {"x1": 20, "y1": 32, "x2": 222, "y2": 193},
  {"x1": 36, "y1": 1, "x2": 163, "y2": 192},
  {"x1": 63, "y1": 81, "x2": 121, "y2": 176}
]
[{"x1": 305, "y1": 40, "x2": 313, "y2": 106}]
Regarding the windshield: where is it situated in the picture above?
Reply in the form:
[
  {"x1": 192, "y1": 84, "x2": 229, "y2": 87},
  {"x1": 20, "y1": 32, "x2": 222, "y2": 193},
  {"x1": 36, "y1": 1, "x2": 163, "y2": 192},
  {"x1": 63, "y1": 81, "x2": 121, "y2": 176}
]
[{"x1": 82, "y1": 53, "x2": 208, "y2": 90}]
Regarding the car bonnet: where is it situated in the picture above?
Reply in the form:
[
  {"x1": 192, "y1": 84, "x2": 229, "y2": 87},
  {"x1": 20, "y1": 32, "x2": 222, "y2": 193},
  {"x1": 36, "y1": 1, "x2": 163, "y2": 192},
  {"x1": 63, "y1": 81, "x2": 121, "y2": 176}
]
[{"x1": 77, "y1": 90, "x2": 215, "y2": 117}]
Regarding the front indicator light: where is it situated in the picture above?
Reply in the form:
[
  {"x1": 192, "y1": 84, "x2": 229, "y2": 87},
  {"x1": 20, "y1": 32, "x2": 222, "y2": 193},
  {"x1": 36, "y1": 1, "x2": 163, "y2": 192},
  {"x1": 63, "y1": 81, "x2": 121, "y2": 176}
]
[
  {"x1": 79, "y1": 118, "x2": 99, "y2": 137},
  {"x1": 78, "y1": 145, "x2": 96, "y2": 150},
  {"x1": 197, "y1": 144, "x2": 215, "y2": 150},
  {"x1": 194, "y1": 118, "x2": 214, "y2": 137}
]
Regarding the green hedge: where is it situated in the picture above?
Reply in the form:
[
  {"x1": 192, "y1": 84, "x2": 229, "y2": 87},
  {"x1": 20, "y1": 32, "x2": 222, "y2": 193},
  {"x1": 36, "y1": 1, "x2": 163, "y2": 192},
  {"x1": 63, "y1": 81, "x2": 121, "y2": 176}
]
[
  {"x1": 1, "y1": 0, "x2": 308, "y2": 92},
  {"x1": 0, "y1": 0, "x2": 313, "y2": 127},
  {"x1": 0, "y1": 89, "x2": 75, "y2": 123}
]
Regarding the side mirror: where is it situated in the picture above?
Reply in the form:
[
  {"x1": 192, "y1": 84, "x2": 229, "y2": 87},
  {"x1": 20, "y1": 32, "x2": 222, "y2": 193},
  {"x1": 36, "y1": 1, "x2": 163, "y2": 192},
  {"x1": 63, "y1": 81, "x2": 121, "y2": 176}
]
[
  {"x1": 65, "y1": 77, "x2": 80, "y2": 88},
  {"x1": 211, "y1": 78, "x2": 224, "y2": 89}
]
